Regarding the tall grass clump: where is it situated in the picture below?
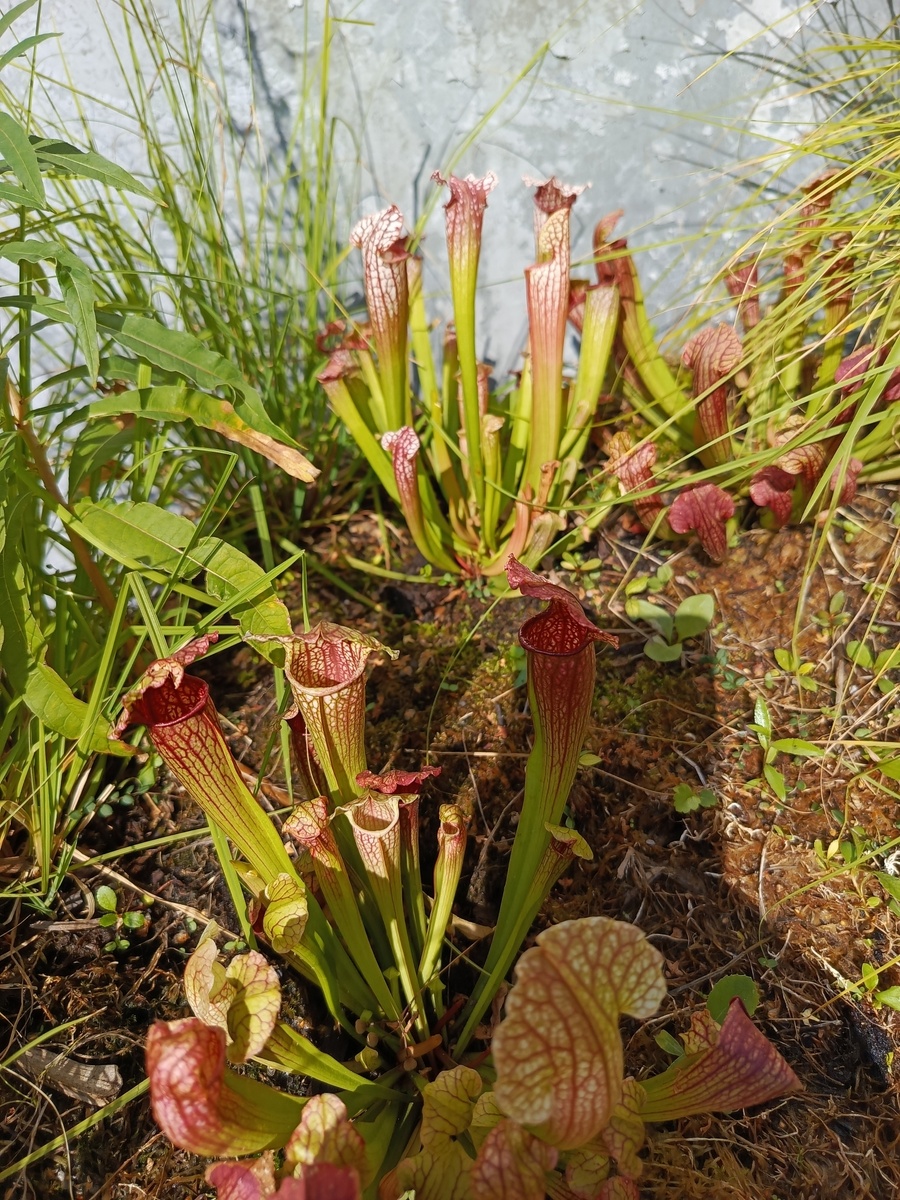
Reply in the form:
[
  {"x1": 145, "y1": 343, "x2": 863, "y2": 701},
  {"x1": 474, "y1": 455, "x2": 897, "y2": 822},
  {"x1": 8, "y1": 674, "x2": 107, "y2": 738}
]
[{"x1": 0, "y1": 0, "x2": 313, "y2": 903}]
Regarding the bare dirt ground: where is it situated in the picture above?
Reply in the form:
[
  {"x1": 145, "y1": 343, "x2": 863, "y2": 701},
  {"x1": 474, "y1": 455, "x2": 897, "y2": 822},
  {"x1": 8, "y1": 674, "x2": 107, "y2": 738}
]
[{"x1": 2, "y1": 491, "x2": 899, "y2": 1199}]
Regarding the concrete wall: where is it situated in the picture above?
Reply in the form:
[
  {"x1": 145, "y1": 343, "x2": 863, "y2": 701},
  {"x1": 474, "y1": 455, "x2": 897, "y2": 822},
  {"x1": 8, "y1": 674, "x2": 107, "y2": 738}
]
[{"x1": 24, "y1": 0, "x2": 823, "y2": 369}]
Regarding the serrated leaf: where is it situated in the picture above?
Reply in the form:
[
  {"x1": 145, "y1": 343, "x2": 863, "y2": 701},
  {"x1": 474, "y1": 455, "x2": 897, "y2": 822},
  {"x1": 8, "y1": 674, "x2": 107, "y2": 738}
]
[
  {"x1": 30, "y1": 137, "x2": 156, "y2": 199},
  {"x1": 492, "y1": 916, "x2": 666, "y2": 1149},
  {"x1": 763, "y1": 763, "x2": 786, "y2": 800},
  {"x1": 706, "y1": 974, "x2": 759, "y2": 1023},
  {"x1": 0, "y1": 110, "x2": 44, "y2": 204},
  {"x1": 122, "y1": 910, "x2": 146, "y2": 930},
  {"x1": 97, "y1": 912, "x2": 118, "y2": 928},
  {"x1": 847, "y1": 640, "x2": 875, "y2": 669},
  {"x1": 90, "y1": 385, "x2": 317, "y2": 482},
  {"x1": 674, "y1": 593, "x2": 715, "y2": 640},
  {"x1": 23, "y1": 662, "x2": 133, "y2": 754},
  {"x1": 95, "y1": 884, "x2": 118, "y2": 912},
  {"x1": 769, "y1": 738, "x2": 824, "y2": 757},
  {"x1": 773, "y1": 648, "x2": 794, "y2": 671},
  {"x1": 644, "y1": 635, "x2": 683, "y2": 663}
]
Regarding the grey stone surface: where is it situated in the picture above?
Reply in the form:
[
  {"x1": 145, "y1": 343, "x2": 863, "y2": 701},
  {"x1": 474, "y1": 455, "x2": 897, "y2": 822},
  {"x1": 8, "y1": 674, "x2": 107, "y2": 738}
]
[{"x1": 22, "y1": 0, "x2": 823, "y2": 367}]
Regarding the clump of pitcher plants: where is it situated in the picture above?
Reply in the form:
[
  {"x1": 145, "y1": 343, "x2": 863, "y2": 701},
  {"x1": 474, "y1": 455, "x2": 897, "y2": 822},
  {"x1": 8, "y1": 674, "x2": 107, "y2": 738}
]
[
  {"x1": 601, "y1": 168, "x2": 900, "y2": 561},
  {"x1": 319, "y1": 175, "x2": 620, "y2": 575},
  {"x1": 325, "y1": 166, "x2": 900, "y2": 573},
  {"x1": 122, "y1": 561, "x2": 800, "y2": 1196}
]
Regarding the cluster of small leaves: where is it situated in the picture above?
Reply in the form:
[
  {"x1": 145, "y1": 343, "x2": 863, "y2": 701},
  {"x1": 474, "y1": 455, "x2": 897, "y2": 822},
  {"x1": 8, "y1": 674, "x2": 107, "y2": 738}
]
[
  {"x1": 672, "y1": 782, "x2": 717, "y2": 814},
  {"x1": 747, "y1": 696, "x2": 823, "y2": 802},
  {"x1": 625, "y1": 588, "x2": 715, "y2": 663},
  {"x1": 94, "y1": 885, "x2": 149, "y2": 953}
]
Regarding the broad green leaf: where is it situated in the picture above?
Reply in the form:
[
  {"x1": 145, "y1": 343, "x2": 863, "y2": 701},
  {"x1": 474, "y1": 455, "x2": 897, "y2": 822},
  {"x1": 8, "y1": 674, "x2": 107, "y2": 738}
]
[
  {"x1": 773, "y1": 648, "x2": 795, "y2": 671},
  {"x1": 769, "y1": 738, "x2": 824, "y2": 757},
  {"x1": 753, "y1": 695, "x2": 771, "y2": 737},
  {"x1": 644, "y1": 635, "x2": 682, "y2": 663},
  {"x1": 0, "y1": 111, "x2": 44, "y2": 204},
  {"x1": 847, "y1": 640, "x2": 874, "y2": 669},
  {"x1": 23, "y1": 662, "x2": 133, "y2": 755},
  {"x1": 68, "y1": 418, "x2": 137, "y2": 492},
  {"x1": 55, "y1": 261, "x2": 98, "y2": 382},
  {"x1": 706, "y1": 975, "x2": 759, "y2": 1023},
  {"x1": 0, "y1": 179, "x2": 43, "y2": 206},
  {"x1": 655, "y1": 1029, "x2": 685, "y2": 1058},
  {"x1": 874, "y1": 756, "x2": 900, "y2": 781},
  {"x1": 30, "y1": 137, "x2": 156, "y2": 199},
  {"x1": 0, "y1": 240, "x2": 99, "y2": 379},
  {"x1": 579, "y1": 752, "x2": 602, "y2": 766},
  {"x1": 674, "y1": 593, "x2": 715, "y2": 640},
  {"x1": 860, "y1": 962, "x2": 879, "y2": 992},
  {"x1": 94, "y1": 885, "x2": 118, "y2": 913},
  {"x1": 874, "y1": 986, "x2": 900, "y2": 1011},
  {"x1": 625, "y1": 596, "x2": 673, "y2": 641},
  {"x1": 829, "y1": 590, "x2": 846, "y2": 615},
  {"x1": 71, "y1": 499, "x2": 292, "y2": 646},
  {"x1": 492, "y1": 916, "x2": 666, "y2": 1149},
  {"x1": 875, "y1": 647, "x2": 900, "y2": 672},
  {"x1": 876, "y1": 872, "x2": 900, "y2": 904},
  {"x1": 763, "y1": 763, "x2": 786, "y2": 800},
  {"x1": 0, "y1": 494, "x2": 34, "y2": 691},
  {"x1": 0, "y1": 31, "x2": 59, "y2": 72},
  {"x1": 90, "y1": 385, "x2": 317, "y2": 482}
]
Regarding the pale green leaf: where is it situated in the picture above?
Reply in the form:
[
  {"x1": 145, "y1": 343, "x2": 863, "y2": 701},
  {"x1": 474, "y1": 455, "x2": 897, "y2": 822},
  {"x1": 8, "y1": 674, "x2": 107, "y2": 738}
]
[
  {"x1": 874, "y1": 647, "x2": 900, "y2": 672},
  {"x1": 773, "y1": 648, "x2": 794, "y2": 671},
  {"x1": 769, "y1": 738, "x2": 824, "y2": 757},
  {"x1": 0, "y1": 0, "x2": 39, "y2": 37},
  {"x1": 94, "y1": 885, "x2": 118, "y2": 913},
  {"x1": 30, "y1": 137, "x2": 156, "y2": 199},
  {"x1": 706, "y1": 975, "x2": 759, "y2": 1023},
  {"x1": 644, "y1": 635, "x2": 683, "y2": 663},
  {"x1": 23, "y1": 662, "x2": 133, "y2": 754},
  {"x1": 847, "y1": 640, "x2": 874, "y2": 669},
  {"x1": 0, "y1": 31, "x2": 59, "y2": 72},
  {"x1": 674, "y1": 593, "x2": 715, "y2": 640},
  {"x1": 90, "y1": 385, "x2": 317, "y2": 482},
  {"x1": 0, "y1": 110, "x2": 44, "y2": 204}
]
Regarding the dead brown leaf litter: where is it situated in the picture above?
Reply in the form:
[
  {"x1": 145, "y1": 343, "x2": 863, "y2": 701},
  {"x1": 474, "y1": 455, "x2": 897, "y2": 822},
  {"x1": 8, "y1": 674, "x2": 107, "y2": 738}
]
[{"x1": 2, "y1": 495, "x2": 900, "y2": 1199}]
